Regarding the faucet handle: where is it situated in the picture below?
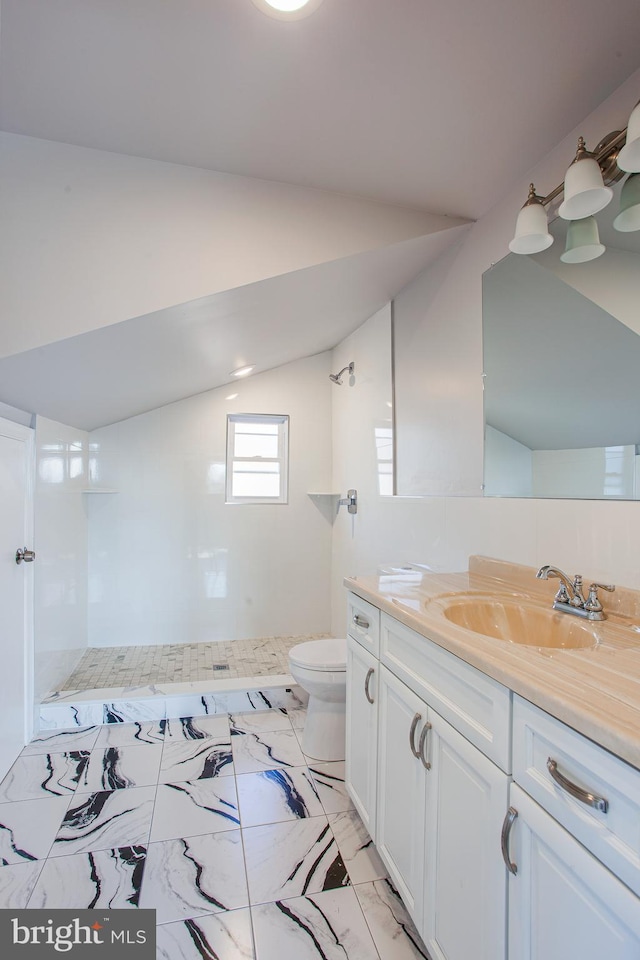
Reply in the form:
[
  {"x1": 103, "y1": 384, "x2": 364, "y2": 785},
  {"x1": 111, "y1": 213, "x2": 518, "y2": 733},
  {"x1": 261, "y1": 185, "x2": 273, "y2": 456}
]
[
  {"x1": 568, "y1": 574, "x2": 586, "y2": 607},
  {"x1": 584, "y1": 582, "x2": 616, "y2": 614}
]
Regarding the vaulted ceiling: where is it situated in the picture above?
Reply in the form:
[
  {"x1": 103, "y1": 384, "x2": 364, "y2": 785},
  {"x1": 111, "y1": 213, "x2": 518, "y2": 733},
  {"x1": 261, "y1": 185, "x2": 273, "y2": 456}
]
[
  {"x1": 2, "y1": 0, "x2": 640, "y2": 218},
  {"x1": 1, "y1": 0, "x2": 639, "y2": 428}
]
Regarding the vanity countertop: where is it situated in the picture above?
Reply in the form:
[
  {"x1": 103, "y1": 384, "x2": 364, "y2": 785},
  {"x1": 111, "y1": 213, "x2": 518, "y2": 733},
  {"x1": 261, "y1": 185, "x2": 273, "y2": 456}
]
[{"x1": 344, "y1": 556, "x2": 640, "y2": 770}]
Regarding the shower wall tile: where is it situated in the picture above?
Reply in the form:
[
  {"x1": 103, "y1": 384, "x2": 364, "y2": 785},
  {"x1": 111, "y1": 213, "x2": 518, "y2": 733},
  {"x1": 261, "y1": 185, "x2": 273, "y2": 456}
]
[{"x1": 87, "y1": 354, "x2": 333, "y2": 649}]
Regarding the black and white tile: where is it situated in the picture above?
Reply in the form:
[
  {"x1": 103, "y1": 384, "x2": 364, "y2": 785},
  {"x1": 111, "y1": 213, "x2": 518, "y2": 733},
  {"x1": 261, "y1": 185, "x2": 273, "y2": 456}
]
[
  {"x1": 75, "y1": 745, "x2": 162, "y2": 793},
  {"x1": 251, "y1": 887, "x2": 380, "y2": 960},
  {"x1": 95, "y1": 721, "x2": 165, "y2": 747},
  {"x1": 51, "y1": 787, "x2": 156, "y2": 855},
  {"x1": 151, "y1": 779, "x2": 240, "y2": 841},
  {"x1": 0, "y1": 796, "x2": 70, "y2": 864},
  {"x1": 328, "y1": 811, "x2": 387, "y2": 884},
  {"x1": 156, "y1": 908, "x2": 255, "y2": 960},
  {"x1": 139, "y1": 832, "x2": 248, "y2": 923},
  {"x1": 231, "y1": 729, "x2": 306, "y2": 775},
  {"x1": 0, "y1": 861, "x2": 44, "y2": 908},
  {"x1": 160, "y1": 739, "x2": 234, "y2": 782},
  {"x1": 236, "y1": 767, "x2": 323, "y2": 828},
  {"x1": 0, "y1": 752, "x2": 90, "y2": 802},
  {"x1": 7, "y1": 703, "x2": 425, "y2": 960},
  {"x1": 308, "y1": 761, "x2": 354, "y2": 815},
  {"x1": 164, "y1": 715, "x2": 230, "y2": 741},
  {"x1": 229, "y1": 710, "x2": 292, "y2": 735},
  {"x1": 103, "y1": 699, "x2": 167, "y2": 724},
  {"x1": 28, "y1": 845, "x2": 146, "y2": 909},
  {"x1": 21, "y1": 727, "x2": 100, "y2": 755},
  {"x1": 354, "y1": 879, "x2": 430, "y2": 960},
  {"x1": 242, "y1": 817, "x2": 348, "y2": 905}
]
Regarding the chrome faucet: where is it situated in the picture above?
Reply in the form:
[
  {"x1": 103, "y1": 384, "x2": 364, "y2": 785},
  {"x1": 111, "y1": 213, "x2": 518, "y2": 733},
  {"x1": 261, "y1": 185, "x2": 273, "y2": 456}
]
[{"x1": 536, "y1": 565, "x2": 615, "y2": 621}]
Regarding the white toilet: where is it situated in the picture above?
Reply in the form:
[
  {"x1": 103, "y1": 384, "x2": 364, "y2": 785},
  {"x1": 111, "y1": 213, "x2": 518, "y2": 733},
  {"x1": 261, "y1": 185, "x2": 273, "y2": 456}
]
[{"x1": 288, "y1": 638, "x2": 347, "y2": 761}]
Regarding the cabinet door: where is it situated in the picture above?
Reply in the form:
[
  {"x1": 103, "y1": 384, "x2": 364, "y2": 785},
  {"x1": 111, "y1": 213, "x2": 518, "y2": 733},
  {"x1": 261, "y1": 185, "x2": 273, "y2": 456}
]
[
  {"x1": 345, "y1": 635, "x2": 379, "y2": 836},
  {"x1": 508, "y1": 784, "x2": 640, "y2": 960},
  {"x1": 376, "y1": 664, "x2": 428, "y2": 929},
  {"x1": 423, "y1": 709, "x2": 509, "y2": 960}
]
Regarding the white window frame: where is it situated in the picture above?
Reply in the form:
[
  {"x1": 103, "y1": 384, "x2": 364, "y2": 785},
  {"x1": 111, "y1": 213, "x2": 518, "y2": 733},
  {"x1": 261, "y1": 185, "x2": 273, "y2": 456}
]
[{"x1": 225, "y1": 413, "x2": 289, "y2": 504}]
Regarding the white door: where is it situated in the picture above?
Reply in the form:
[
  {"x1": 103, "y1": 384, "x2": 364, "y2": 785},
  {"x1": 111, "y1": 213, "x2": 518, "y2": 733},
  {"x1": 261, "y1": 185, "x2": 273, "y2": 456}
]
[
  {"x1": 345, "y1": 635, "x2": 379, "y2": 836},
  {"x1": 423, "y1": 709, "x2": 509, "y2": 960},
  {"x1": 0, "y1": 418, "x2": 34, "y2": 780},
  {"x1": 508, "y1": 784, "x2": 640, "y2": 960},
  {"x1": 376, "y1": 664, "x2": 428, "y2": 929}
]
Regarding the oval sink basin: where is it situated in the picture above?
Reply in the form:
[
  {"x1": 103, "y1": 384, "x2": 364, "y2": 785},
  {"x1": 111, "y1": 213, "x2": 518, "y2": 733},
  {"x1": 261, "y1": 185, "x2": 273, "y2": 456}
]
[{"x1": 443, "y1": 598, "x2": 598, "y2": 649}]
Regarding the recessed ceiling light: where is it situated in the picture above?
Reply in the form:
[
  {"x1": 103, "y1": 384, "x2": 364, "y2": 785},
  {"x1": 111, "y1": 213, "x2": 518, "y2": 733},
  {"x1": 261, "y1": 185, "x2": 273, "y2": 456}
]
[
  {"x1": 225, "y1": 393, "x2": 239, "y2": 400},
  {"x1": 230, "y1": 365, "x2": 255, "y2": 378},
  {"x1": 251, "y1": 0, "x2": 324, "y2": 20}
]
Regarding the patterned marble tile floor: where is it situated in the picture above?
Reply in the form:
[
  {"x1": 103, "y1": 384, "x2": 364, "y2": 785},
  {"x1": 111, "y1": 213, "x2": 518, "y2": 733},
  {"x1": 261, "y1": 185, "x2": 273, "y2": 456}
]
[
  {"x1": 60, "y1": 636, "x2": 328, "y2": 691},
  {"x1": 0, "y1": 707, "x2": 429, "y2": 960}
]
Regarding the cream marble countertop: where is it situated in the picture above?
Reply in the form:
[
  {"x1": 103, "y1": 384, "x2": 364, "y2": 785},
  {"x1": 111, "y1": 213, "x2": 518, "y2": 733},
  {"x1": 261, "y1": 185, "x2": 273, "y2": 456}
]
[{"x1": 344, "y1": 556, "x2": 640, "y2": 771}]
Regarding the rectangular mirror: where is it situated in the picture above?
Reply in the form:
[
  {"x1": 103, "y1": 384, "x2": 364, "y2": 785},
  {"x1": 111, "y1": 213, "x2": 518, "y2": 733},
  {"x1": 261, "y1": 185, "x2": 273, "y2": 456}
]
[{"x1": 483, "y1": 177, "x2": 640, "y2": 499}]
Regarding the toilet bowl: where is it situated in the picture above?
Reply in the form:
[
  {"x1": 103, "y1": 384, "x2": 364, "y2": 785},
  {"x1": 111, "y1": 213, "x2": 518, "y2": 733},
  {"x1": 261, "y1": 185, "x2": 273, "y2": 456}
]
[{"x1": 288, "y1": 638, "x2": 347, "y2": 761}]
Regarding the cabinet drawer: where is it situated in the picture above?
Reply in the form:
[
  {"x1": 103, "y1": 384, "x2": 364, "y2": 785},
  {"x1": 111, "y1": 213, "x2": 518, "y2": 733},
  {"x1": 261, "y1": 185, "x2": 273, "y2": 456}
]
[
  {"x1": 381, "y1": 613, "x2": 511, "y2": 772},
  {"x1": 347, "y1": 593, "x2": 380, "y2": 657},
  {"x1": 513, "y1": 695, "x2": 640, "y2": 896}
]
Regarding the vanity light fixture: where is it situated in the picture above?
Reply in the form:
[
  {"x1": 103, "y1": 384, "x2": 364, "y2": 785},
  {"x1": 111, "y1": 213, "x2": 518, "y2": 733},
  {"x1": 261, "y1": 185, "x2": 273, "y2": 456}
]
[
  {"x1": 509, "y1": 98, "x2": 640, "y2": 258},
  {"x1": 613, "y1": 173, "x2": 640, "y2": 232},
  {"x1": 230, "y1": 364, "x2": 255, "y2": 378},
  {"x1": 509, "y1": 184, "x2": 553, "y2": 254},
  {"x1": 558, "y1": 137, "x2": 612, "y2": 221},
  {"x1": 560, "y1": 216, "x2": 605, "y2": 264},
  {"x1": 617, "y1": 100, "x2": 640, "y2": 172},
  {"x1": 251, "y1": 0, "x2": 324, "y2": 19}
]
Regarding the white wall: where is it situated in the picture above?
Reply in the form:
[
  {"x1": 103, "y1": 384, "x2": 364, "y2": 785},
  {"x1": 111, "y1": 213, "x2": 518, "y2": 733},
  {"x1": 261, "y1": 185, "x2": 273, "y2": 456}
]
[
  {"x1": 0, "y1": 132, "x2": 460, "y2": 359},
  {"x1": 34, "y1": 417, "x2": 89, "y2": 698},
  {"x1": 532, "y1": 446, "x2": 636, "y2": 499},
  {"x1": 484, "y1": 426, "x2": 532, "y2": 498},
  {"x1": 330, "y1": 68, "x2": 640, "y2": 635},
  {"x1": 88, "y1": 353, "x2": 333, "y2": 647}
]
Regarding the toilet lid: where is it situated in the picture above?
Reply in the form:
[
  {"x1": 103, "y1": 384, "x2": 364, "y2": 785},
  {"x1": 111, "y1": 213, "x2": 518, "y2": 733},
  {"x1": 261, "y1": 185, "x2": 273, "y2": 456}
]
[{"x1": 289, "y1": 638, "x2": 347, "y2": 671}]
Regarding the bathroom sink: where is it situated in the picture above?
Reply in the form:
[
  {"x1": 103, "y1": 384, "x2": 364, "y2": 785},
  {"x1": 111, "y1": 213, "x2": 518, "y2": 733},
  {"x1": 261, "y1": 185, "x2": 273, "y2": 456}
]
[{"x1": 442, "y1": 597, "x2": 598, "y2": 649}]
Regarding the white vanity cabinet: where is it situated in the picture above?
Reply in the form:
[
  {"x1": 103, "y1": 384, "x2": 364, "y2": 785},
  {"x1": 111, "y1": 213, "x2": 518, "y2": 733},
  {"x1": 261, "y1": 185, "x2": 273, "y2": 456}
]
[
  {"x1": 347, "y1": 594, "x2": 511, "y2": 960},
  {"x1": 345, "y1": 634, "x2": 379, "y2": 836},
  {"x1": 507, "y1": 784, "x2": 640, "y2": 960},
  {"x1": 423, "y1": 707, "x2": 510, "y2": 960},
  {"x1": 345, "y1": 587, "x2": 640, "y2": 960},
  {"x1": 376, "y1": 664, "x2": 428, "y2": 926}
]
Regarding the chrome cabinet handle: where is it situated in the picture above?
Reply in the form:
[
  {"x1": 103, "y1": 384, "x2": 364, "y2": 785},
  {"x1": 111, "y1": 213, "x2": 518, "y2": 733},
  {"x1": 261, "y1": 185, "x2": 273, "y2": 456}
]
[
  {"x1": 409, "y1": 713, "x2": 422, "y2": 758},
  {"x1": 501, "y1": 806, "x2": 518, "y2": 875},
  {"x1": 15, "y1": 547, "x2": 36, "y2": 565},
  {"x1": 418, "y1": 721, "x2": 432, "y2": 770},
  {"x1": 352, "y1": 613, "x2": 370, "y2": 630},
  {"x1": 547, "y1": 758, "x2": 609, "y2": 813},
  {"x1": 364, "y1": 668, "x2": 375, "y2": 704}
]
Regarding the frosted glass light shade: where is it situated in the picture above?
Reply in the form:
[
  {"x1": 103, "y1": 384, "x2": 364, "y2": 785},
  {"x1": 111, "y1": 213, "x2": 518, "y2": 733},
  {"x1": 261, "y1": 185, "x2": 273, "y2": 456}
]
[
  {"x1": 617, "y1": 101, "x2": 640, "y2": 173},
  {"x1": 509, "y1": 197, "x2": 553, "y2": 254},
  {"x1": 613, "y1": 174, "x2": 640, "y2": 232},
  {"x1": 560, "y1": 217, "x2": 605, "y2": 263},
  {"x1": 252, "y1": 0, "x2": 323, "y2": 17},
  {"x1": 559, "y1": 153, "x2": 612, "y2": 221}
]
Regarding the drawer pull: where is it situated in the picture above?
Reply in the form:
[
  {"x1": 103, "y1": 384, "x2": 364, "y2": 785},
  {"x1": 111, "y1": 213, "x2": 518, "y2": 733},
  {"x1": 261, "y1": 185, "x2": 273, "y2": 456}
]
[
  {"x1": 547, "y1": 758, "x2": 609, "y2": 814},
  {"x1": 364, "y1": 668, "x2": 375, "y2": 704},
  {"x1": 352, "y1": 613, "x2": 370, "y2": 630},
  {"x1": 500, "y1": 806, "x2": 518, "y2": 875},
  {"x1": 418, "y1": 721, "x2": 432, "y2": 770},
  {"x1": 409, "y1": 713, "x2": 422, "y2": 758}
]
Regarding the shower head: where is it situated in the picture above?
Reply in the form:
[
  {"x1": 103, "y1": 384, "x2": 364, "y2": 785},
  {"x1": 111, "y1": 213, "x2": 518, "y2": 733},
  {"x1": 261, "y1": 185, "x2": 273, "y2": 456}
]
[{"x1": 329, "y1": 362, "x2": 355, "y2": 385}]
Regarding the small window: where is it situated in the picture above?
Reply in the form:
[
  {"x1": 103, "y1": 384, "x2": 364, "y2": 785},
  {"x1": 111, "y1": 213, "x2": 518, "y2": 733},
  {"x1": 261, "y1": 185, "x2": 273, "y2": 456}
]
[{"x1": 226, "y1": 414, "x2": 289, "y2": 504}]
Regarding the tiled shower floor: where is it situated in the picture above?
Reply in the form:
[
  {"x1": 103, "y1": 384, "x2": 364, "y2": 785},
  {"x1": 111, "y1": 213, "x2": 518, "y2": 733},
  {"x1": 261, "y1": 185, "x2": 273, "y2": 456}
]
[
  {"x1": 0, "y1": 706, "x2": 428, "y2": 960},
  {"x1": 60, "y1": 636, "x2": 327, "y2": 691}
]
